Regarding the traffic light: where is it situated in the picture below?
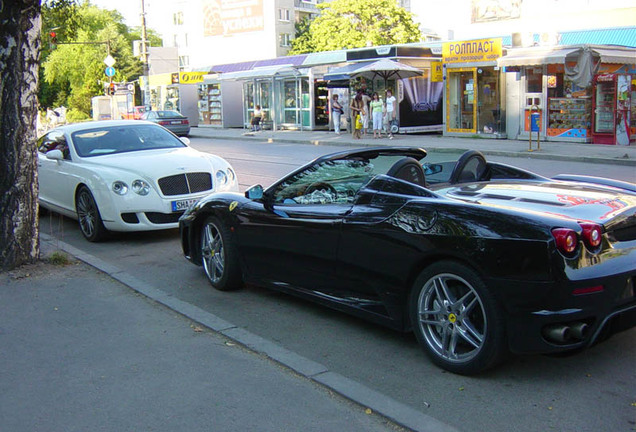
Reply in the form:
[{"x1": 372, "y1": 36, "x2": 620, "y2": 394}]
[
  {"x1": 107, "y1": 82, "x2": 116, "y2": 96},
  {"x1": 49, "y1": 31, "x2": 57, "y2": 49}
]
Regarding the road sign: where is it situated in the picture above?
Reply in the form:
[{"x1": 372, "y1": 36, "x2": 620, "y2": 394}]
[
  {"x1": 105, "y1": 67, "x2": 115, "y2": 77},
  {"x1": 104, "y1": 55, "x2": 116, "y2": 67}
]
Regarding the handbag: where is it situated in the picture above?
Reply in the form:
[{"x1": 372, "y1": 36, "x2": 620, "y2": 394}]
[{"x1": 355, "y1": 114, "x2": 363, "y2": 130}]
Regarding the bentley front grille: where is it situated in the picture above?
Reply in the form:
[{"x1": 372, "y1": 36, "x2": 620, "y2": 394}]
[{"x1": 158, "y1": 172, "x2": 212, "y2": 196}]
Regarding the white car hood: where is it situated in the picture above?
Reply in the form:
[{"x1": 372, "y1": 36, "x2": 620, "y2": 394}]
[{"x1": 81, "y1": 147, "x2": 222, "y2": 177}]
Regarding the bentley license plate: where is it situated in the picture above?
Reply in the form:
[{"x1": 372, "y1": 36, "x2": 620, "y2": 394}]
[{"x1": 171, "y1": 198, "x2": 197, "y2": 212}]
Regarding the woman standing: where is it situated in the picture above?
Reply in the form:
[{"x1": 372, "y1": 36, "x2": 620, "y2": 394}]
[
  {"x1": 349, "y1": 92, "x2": 365, "y2": 139},
  {"x1": 331, "y1": 94, "x2": 343, "y2": 134},
  {"x1": 385, "y1": 89, "x2": 397, "y2": 139},
  {"x1": 370, "y1": 93, "x2": 383, "y2": 139}
]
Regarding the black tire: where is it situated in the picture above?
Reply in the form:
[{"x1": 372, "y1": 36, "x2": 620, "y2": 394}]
[
  {"x1": 200, "y1": 215, "x2": 242, "y2": 291},
  {"x1": 75, "y1": 186, "x2": 108, "y2": 242},
  {"x1": 409, "y1": 261, "x2": 506, "y2": 375}
]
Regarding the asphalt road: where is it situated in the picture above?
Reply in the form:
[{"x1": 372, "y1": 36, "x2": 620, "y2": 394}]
[{"x1": 39, "y1": 138, "x2": 636, "y2": 432}]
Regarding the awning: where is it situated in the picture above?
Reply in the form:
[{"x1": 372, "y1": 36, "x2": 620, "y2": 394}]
[
  {"x1": 219, "y1": 65, "x2": 300, "y2": 81},
  {"x1": 323, "y1": 62, "x2": 373, "y2": 81},
  {"x1": 498, "y1": 44, "x2": 636, "y2": 67}
]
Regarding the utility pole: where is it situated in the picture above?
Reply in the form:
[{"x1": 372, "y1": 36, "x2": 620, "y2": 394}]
[{"x1": 140, "y1": 0, "x2": 151, "y2": 110}]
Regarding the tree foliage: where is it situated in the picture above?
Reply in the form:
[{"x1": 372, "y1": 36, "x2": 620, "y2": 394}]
[
  {"x1": 40, "y1": 2, "x2": 162, "y2": 116},
  {"x1": 289, "y1": 0, "x2": 421, "y2": 54}
]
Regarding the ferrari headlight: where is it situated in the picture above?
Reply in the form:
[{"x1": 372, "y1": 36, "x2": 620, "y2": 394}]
[
  {"x1": 112, "y1": 181, "x2": 129, "y2": 195},
  {"x1": 132, "y1": 179, "x2": 150, "y2": 196}
]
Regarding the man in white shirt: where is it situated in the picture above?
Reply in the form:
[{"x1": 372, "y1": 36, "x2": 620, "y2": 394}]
[{"x1": 385, "y1": 89, "x2": 397, "y2": 139}]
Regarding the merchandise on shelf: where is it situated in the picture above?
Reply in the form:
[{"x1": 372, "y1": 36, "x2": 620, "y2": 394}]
[{"x1": 547, "y1": 97, "x2": 591, "y2": 138}]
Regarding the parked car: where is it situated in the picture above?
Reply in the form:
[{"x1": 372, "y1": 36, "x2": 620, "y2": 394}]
[
  {"x1": 120, "y1": 105, "x2": 147, "y2": 120},
  {"x1": 38, "y1": 120, "x2": 238, "y2": 242},
  {"x1": 179, "y1": 146, "x2": 636, "y2": 374},
  {"x1": 140, "y1": 110, "x2": 190, "y2": 136}
]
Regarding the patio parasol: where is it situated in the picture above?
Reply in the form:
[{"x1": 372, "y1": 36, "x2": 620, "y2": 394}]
[{"x1": 349, "y1": 58, "x2": 423, "y2": 88}]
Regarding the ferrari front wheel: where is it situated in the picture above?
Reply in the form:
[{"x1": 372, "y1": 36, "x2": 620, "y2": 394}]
[
  {"x1": 409, "y1": 261, "x2": 506, "y2": 375},
  {"x1": 200, "y1": 216, "x2": 242, "y2": 291}
]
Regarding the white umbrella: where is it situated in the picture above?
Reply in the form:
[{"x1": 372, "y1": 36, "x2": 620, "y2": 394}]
[{"x1": 350, "y1": 58, "x2": 423, "y2": 87}]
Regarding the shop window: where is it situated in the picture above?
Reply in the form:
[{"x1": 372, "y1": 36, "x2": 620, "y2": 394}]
[
  {"x1": 179, "y1": 55, "x2": 190, "y2": 68},
  {"x1": 526, "y1": 67, "x2": 543, "y2": 93},
  {"x1": 447, "y1": 70, "x2": 475, "y2": 131}
]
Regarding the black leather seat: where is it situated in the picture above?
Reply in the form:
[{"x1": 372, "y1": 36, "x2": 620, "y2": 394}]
[{"x1": 386, "y1": 157, "x2": 426, "y2": 187}]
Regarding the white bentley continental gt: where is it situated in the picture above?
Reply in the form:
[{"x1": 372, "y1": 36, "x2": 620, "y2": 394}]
[{"x1": 37, "y1": 120, "x2": 238, "y2": 241}]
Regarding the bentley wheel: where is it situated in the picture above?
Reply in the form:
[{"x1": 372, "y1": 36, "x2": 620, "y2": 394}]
[
  {"x1": 200, "y1": 216, "x2": 242, "y2": 291},
  {"x1": 410, "y1": 261, "x2": 506, "y2": 375},
  {"x1": 75, "y1": 186, "x2": 108, "y2": 242}
]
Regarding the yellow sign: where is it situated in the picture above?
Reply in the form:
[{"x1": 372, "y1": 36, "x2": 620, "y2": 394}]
[
  {"x1": 442, "y1": 38, "x2": 502, "y2": 63},
  {"x1": 179, "y1": 72, "x2": 206, "y2": 84},
  {"x1": 431, "y1": 61, "x2": 443, "y2": 82}
]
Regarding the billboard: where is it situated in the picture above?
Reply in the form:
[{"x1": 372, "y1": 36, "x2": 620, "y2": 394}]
[
  {"x1": 203, "y1": 0, "x2": 264, "y2": 37},
  {"x1": 471, "y1": 0, "x2": 522, "y2": 23}
]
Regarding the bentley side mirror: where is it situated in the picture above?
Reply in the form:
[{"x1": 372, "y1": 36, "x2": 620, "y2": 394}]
[
  {"x1": 46, "y1": 149, "x2": 64, "y2": 161},
  {"x1": 179, "y1": 137, "x2": 191, "y2": 145}
]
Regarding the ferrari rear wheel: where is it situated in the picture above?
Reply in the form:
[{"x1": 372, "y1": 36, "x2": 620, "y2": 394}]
[
  {"x1": 75, "y1": 186, "x2": 108, "y2": 242},
  {"x1": 410, "y1": 261, "x2": 506, "y2": 375},
  {"x1": 200, "y1": 216, "x2": 242, "y2": 291}
]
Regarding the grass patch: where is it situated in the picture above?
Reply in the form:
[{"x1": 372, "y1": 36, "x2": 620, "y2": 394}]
[{"x1": 47, "y1": 251, "x2": 71, "y2": 266}]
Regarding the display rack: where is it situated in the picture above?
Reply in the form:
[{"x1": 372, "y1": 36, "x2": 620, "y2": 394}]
[
  {"x1": 198, "y1": 84, "x2": 222, "y2": 126},
  {"x1": 547, "y1": 97, "x2": 591, "y2": 139}
]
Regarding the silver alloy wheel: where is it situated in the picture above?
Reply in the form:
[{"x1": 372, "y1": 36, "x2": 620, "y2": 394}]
[
  {"x1": 77, "y1": 189, "x2": 97, "y2": 239},
  {"x1": 201, "y1": 221, "x2": 225, "y2": 284},
  {"x1": 416, "y1": 273, "x2": 487, "y2": 364}
]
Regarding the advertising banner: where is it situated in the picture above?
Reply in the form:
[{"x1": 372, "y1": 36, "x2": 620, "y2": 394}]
[{"x1": 203, "y1": 0, "x2": 264, "y2": 37}]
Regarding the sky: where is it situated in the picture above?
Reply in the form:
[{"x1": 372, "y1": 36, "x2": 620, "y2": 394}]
[{"x1": 90, "y1": 0, "x2": 170, "y2": 34}]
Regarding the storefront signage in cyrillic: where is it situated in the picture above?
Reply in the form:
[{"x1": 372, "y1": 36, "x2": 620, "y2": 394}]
[
  {"x1": 442, "y1": 38, "x2": 502, "y2": 63},
  {"x1": 431, "y1": 61, "x2": 443, "y2": 82}
]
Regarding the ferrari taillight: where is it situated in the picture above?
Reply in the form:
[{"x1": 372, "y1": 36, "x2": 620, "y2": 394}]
[
  {"x1": 580, "y1": 222, "x2": 602, "y2": 249},
  {"x1": 552, "y1": 228, "x2": 578, "y2": 255}
]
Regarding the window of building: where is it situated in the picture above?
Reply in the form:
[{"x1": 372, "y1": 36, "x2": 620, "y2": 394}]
[
  {"x1": 179, "y1": 55, "x2": 190, "y2": 68},
  {"x1": 526, "y1": 67, "x2": 543, "y2": 93},
  {"x1": 278, "y1": 8, "x2": 290, "y2": 21},
  {"x1": 173, "y1": 11, "x2": 184, "y2": 26},
  {"x1": 279, "y1": 33, "x2": 292, "y2": 47}
]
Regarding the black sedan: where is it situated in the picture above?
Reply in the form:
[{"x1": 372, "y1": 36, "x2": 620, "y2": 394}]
[
  {"x1": 179, "y1": 147, "x2": 636, "y2": 374},
  {"x1": 140, "y1": 110, "x2": 190, "y2": 136}
]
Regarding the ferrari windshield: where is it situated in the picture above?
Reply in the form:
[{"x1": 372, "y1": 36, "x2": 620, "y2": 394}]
[{"x1": 71, "y1": 124, "x2": 186, "y2": 157}]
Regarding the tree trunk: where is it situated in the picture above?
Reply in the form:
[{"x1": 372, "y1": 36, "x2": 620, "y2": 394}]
[{"x1": 0, "y1": 0, "x2": 42, "y2": 271}]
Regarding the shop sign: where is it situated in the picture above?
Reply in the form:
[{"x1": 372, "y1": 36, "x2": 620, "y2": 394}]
[
  {"x1": 179, "y1": 72, "x2": 206, "y2": 84},
  {"x1": 443, "y1": 38, "x2": 502, "y2": 64},
  {"x1": 149, "y1": 73, "x2": 174, "y2": 86},
  {"x1": 431, "y1": 61, "x2": 443, "y2": 82}
]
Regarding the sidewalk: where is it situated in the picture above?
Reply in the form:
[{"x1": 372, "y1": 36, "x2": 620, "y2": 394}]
[
  {"x1": 189, "y1": 126, "x2": 636, "y2": 167},
  {"x1": 0, "y1": 235, "x2": 457, "y2": 432}
]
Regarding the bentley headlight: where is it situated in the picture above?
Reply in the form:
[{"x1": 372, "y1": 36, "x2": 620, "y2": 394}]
[
  {"x1": 112, "y1": 181, "x2": 129, "y2": 195},
  {"x1": 216, "y1": 170, "x2": 228, "y2": 188},
  {"x1": 227, "y1": 168, "x2": 236, "y2": 183},
  {"x1": 132, "y1": 179, "x2": 150, "y2": 196}
]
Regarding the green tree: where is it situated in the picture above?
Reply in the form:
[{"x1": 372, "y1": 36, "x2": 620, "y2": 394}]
[
  {"x1": 289, "y1": 0, "x2": 421, "y2": 54},
  {"x1": 40, "y1": 2, "x2": 160, "y2": 117}
]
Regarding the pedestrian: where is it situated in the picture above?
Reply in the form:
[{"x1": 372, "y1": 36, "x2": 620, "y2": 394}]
[
  {"x1": 360, "y1": 90, "x2": 371, "y2": 138},
  {"x1": 331, "y1": 94, "x2": 343, "y2": 135},
  {"x1": 251, "y1": 105, "x2": 263, "y2": 131},
  {"x1": 370, "y1": 92, "x2": 384, "y2": 139},
  {"x1": 385, "y1": 89, "x2": 397, "y2": 139},
  {"x1": 349, "y1": 92, "x2": 365, "y2": 139}
]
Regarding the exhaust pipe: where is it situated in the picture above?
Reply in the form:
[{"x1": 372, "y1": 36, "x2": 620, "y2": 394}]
[
  {"x1": 543, "y1": 324, "x2": 571, "y2": 343},
  {"x1": 570, "y1": 322, "x2": 589, "y2": 340}
]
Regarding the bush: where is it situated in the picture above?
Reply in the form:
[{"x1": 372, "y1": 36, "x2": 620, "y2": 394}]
[{"x1": 66, "y1": 108, "x2": 91, "y2": 123}]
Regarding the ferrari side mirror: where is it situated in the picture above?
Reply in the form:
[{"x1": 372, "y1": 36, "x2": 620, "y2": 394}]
[{"x1": 245, "y1": 184, "x2": 264, "y2": 200}]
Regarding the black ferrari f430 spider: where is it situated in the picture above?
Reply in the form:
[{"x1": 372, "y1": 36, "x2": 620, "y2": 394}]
[{"x1": 180, "y1": 147, "x2": 636, "y2": 374}]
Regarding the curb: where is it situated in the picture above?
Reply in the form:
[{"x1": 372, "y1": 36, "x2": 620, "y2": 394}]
[
  {"x1": 40, "y1": 233, "x2": 460, "y2": 432},
  {"x1": 189, "y1": 132, "x2": 636, "y2": 167}
]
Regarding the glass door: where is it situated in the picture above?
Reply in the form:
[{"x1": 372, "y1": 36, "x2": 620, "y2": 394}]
[
  {"x1": 446, "y1": 69, "x2": 476, "y2": 132},
  {"x1": 594, "y1": 79, "x2": 615, "y2": 134}
]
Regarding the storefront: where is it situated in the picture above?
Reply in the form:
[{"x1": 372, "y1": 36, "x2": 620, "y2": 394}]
[
  {"x1": 143, "y1": 71, "x2": 205, "y2": 127},
  {"x1": 443, "y1": 38, "x2": 506, "y2": 138},
  {"x1": 197, "y1": 75, "x2": 243, "y2": 128},
  {"x1": 498, "y1": 44, "x2": 636, "y2": 143},
  {"x1": 324, "y1": 46, "x2": 443, "y2": 134}
]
